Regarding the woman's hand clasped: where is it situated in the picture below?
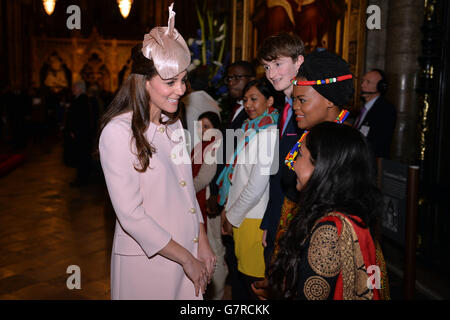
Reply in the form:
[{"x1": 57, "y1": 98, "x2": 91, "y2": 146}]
[
  {"x1": 198, "y1": 237, "x2": 217, "y2": 283},
  {"x1": 262, "y1": 229, "x2": 268, "y2": 247},
  {"x1": 182, "y1": 255, "x2": 209, "y2": 297},
  {"x1": 220, "y1": 209, "x2": 233, "y2": 236}
]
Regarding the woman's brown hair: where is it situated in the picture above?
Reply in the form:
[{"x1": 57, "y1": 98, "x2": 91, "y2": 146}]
[{"x1": 98, "y1": 47, "x2": 181, "y2": 172}]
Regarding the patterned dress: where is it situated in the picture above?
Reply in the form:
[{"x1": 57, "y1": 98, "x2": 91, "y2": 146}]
[
  {"x1": 272, "y1": 197, "x2": 299, "y2": 261},
  {"x1": 296, "y1": 212, "x2": 381, "y2": 300},
  {"x1": 273, "y1": 204, "x2": 391, "y2": 300}
]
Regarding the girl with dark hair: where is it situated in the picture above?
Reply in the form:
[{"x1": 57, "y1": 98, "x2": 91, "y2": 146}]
[
  {"x1": 217, "y1": 78, "x2": 279, "y2": 299},
  {"x1": 98, "y1": 4, "x2": 215, "y2": 300},
  {"x1": 191, "y1": 111, "x2": 227, "y2": 299},
  {"x1": 268, "y1": 122, "x2": 385, "y2": 300},
  {"x1": 191, "y1": 111, "x2": 221, "y2": 228}
]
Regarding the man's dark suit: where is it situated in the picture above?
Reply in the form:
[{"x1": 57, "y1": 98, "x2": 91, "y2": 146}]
[
  {"x1": 229, "y1": 107, "x2": 248, "y2": 131},
  {"x1": 260, "y1": 109, "x2": 303, "y2": 266},
  {"x1": 357, "y1": 96, "x2": 397, "y2": 159},
  {"x1": 64, "y1": 93, "x2": 94, "y2": 183}
]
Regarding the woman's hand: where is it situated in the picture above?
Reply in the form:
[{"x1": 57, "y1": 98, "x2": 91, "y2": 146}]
[
  {"x1": 221, "y1": 209, "x2": 233, "y2": 236},
  {"x1": 158, "y1": 239, "x2": 209, "y2": 297},
  {"x1": 182, "y1": 255, "x2": 209, "y2": 297},
  {"x1": 206, "y1": 195, "x2": 219, "y2": 217},
  {"x1": 251, "y1": 278, "x2": 269, "y2": 300},
  {"x1": 262, "y1": 229, "x2": 267, "y2": 247},
  {"x1": 197, "y1": 224, "x2": 217, "y2": 281}
]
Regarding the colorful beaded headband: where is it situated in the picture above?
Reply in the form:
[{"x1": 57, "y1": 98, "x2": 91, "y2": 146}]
[
  {"x1": 285, "y1": 109, "x2": 350, "y2": 171},
  {"x1": 291, "y1": 74, "x2": 353, "y2": 86}
]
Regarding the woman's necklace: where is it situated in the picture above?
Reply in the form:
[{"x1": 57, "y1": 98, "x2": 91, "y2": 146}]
[{"x1": 285, "y1": 109, "x2": 350, "y2": 171}]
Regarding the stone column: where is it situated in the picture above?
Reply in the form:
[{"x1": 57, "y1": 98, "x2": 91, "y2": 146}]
[
  {"x1": 155, "y1": 0, "x2": 170, "y2": 26},
  {"x1": 365, "y1": 0, "x2": 390, "y2": 71},
  {"x1": 4, "y1": 0, "x2": 34, "y2": 90},
  {"x1": 0, "y1": 0, "x2": 7, "y2": 89},
  {"x1": 6, "y1": 1, "x2": 24, "y2": 89},
  {"x1": 385, "y1": 0, "x2": 425, "y2": 162}
]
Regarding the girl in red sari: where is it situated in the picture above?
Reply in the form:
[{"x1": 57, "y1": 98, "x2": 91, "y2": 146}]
[
  {"x1": 268, "y1": 122, "x2": 386, "y2": 300},
  {"x1": 191, "y1": 112, "x2": 222, "y2": 231},
  {"x1": 191, "y1": 112, "x2": 228, "y2": 300}
]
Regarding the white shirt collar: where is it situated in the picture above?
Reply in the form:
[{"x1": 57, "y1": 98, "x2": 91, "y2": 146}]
[
  {"x1": 231, "y1": 100, "x2": 245, "y2": 122},
  {"x1": 360, "y1": 95, "x2": 380, "y2": 123}
]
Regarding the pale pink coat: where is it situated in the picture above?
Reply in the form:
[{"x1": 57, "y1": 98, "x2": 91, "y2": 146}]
[{"x1": 99, "y1": 112, "x2": 204, "y2": 300}]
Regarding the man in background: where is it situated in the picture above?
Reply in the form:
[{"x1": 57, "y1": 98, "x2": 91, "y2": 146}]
[
  {"x1": 224, "y1": 61, "x2": 256, "y2": 129},
  {"x1": 354, "y1": 69, "x2": 397, "y2": 159},
  {"x1": 64, "y1": 81, "x2": 94, "y2": 187}
]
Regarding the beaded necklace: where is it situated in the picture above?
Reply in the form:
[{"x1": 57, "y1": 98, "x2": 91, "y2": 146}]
[{"x1": 284, "y1": 109, "x2": 350, "y2": 171}]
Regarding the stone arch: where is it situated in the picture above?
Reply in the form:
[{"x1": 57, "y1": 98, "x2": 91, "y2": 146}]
[
  {"x1": 80, "y1": 52, "x2": 111, "y2": 91},
  {"x1": 40, "y1": 51, "x2": 72, "y2": 93}
]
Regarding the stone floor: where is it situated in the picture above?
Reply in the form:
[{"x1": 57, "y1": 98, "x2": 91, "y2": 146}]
[{"x1": 0, "y1": 137, "x2": 114, "y2": 299}]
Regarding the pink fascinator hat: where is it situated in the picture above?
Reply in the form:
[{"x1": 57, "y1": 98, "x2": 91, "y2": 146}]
[{"x1": 131, "y1": 3, "x2": 190, "y2": 80}]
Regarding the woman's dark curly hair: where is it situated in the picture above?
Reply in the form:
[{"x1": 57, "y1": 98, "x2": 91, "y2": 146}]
[
  {"x1": 267, "y1": 122, "x2": 382, "y2": 299},
  {"x1": 242, "y1": 78, "x2": 276, "y2": 100},
  {"x1": 198, "y1": 111, "x2": 222, "y2": 131}
]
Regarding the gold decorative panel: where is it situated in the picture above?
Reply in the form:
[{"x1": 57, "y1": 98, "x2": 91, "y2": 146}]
[
  {"x1": 231, "y1": 0, "x2": 367, "y2": 108},
  {"x1": 31, "y1": 30, "x2": 139, "y2": 93}
]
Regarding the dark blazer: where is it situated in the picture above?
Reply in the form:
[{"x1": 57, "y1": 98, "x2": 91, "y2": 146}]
[
  {"x1": 260, "y1": 109, "x2": 303, "y2": 248},
  {"x1": 358, "y1": 96, "x2": 397, "y2": 159},
  {"x1": 63, "y1": 93, "x2": 94, "y2": 168},
  {"x1": 230, "y1": 107, "x2": 248, "y2": 131}
]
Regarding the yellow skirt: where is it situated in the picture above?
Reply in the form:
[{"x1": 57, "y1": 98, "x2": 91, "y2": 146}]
[{"x1": 233, "y1": 218, "x2": 265, "y2": 278}]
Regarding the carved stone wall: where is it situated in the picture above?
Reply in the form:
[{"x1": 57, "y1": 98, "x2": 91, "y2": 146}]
[
  {"x1": 365, "y1": 0, "x2": 390, "y2": 71},
  {"x1": 31, "y1": 31, "x2": 139, "y2": 93},
  {"x1": 363, "y1": 0, "x2": 425, "y2": 163},
  {"x1": 3, "y1": 0, "x2": 189, "y2": 92},
  {"x1": 385, "y1": 0, "x2": 425, "y2": 163}
]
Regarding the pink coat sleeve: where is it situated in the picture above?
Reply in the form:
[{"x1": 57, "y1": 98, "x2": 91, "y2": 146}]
[
  {"x1": 99, "y1": 121, "x2": 171, "y2": 258},
  {"x1": 195, "y1": 196, "x2": 203, "y2": 225}
]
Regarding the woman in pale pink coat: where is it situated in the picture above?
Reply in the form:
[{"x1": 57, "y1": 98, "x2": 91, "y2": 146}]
[{"x1": 98, "y1": 4, "x2": 216, "y2": 300}]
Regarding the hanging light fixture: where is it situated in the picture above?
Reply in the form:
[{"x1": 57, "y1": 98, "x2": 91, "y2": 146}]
[
  {"x1": 42, "y1": 0, "x2": 57, "y2": 16},
  {"x1": 117, "y1": 0, "x2": 133, "y2": 19}
]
